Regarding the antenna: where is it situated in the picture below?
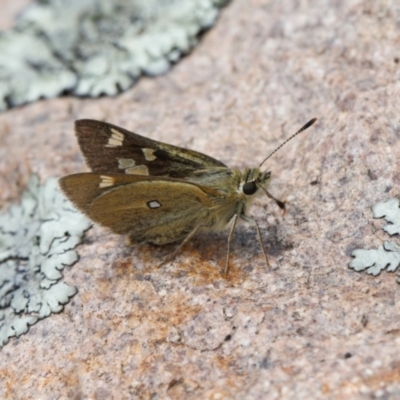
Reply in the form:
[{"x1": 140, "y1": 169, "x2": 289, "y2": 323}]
[{"x1": 259, "y1": 118, "x2": 317, "y2": 168}]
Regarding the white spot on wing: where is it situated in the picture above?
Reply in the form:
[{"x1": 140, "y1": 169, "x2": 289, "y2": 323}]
[
  {"x1": 142, "y1": 148, "x2": 156, "y2": 161},
  {"x1": 118, "y1": 158, "x2": 136, "y2": 169},
  {"x1": 105, "y1": 128, "x2": 124, "y2": 147},
  {"x1": 126, "y1": 165, "x2": 149, "y2": 175},
  {"x1": 99, "y1": 175, "x2": 114, "y2": 188},
  {"x1": 148, "y1": 200, "x2": 161, "y2": 209}
]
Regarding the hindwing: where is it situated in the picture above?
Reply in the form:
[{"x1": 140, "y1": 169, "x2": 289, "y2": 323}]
[{"x1": 59, "y1": 173, "x2": 224, "y2": 244}]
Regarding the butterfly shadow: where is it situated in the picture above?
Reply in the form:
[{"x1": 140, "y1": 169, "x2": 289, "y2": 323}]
[{"x1": 124, "y1": 222, "x2": 294, "y2": 280}]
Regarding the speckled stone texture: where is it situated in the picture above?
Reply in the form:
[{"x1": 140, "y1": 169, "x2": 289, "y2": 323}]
[{"x1": 1, "y1": 0, "x2": 400, "y2": 399}]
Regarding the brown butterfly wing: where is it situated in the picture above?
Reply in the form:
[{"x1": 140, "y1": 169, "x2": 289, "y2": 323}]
[
  {"x1": 59, "y1": 173, "x2": 224, "y2": 244},
  {"x1": 75, "y1": 119, "x2": 227, "y2": 179}
]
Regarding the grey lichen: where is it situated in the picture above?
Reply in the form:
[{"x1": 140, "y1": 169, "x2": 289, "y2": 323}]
[
  {"x1": 0, "y1": 0, "x2": 230, "y2": 110},
  {"x1": 0, "y1": 176, "x2": 91, "y2": 348},
  {"x1": 349, "y1": 198, "x2": 400, "y2": 283}
]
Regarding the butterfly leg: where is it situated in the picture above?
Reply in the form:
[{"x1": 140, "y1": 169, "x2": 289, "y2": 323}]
[
  {"x1": 240, "y1": 214, "x2": 270, "y2": 268},
  {"x1": 224, "y1": 214, "x2": 238, "y2": 276},
  {"x1": 158, "y1": 225, "x2": 202, "y2": 269}
]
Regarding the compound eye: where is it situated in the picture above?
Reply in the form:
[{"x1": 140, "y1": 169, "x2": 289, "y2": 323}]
[{"x1": 243, "y1": 181, "x2": 257, "y2": 195}]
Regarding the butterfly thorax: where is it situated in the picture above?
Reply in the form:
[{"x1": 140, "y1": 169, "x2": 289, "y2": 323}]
[
  {"x1": 187, "y1": 167, "x2": 270, "y2": 196},
  {"x1": 181, "y1": 167, "x2": 271, "y2": 229}
]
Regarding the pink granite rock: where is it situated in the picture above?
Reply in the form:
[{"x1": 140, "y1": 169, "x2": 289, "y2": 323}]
[{"x1": 1, "y1": 0, "x2": 400, "y2": 399}]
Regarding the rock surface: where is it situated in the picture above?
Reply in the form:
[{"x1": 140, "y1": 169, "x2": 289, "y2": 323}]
[{"x1": 1, "y1": 0, "x2": 400, "y2": 399}]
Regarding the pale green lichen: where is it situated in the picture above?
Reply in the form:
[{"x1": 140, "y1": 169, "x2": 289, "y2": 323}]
[
  {"x1": 0, "y1": 0, "x2": 230, "y2": 110},
  {"x1": 349, "y1": 198, "x2": 400, "y2": 283},
  {"x1": 0, "y1": 176, "x2": 91, "y2": 348}
]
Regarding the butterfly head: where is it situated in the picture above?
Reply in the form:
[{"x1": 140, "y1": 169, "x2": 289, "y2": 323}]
[
  {"x1": 241, "y1": 168, "x2": 286, "y2": 211},
  {"x1": 242, "y1": 168, "x2": 271, "y2": 196},
  {"x1": 241, "y1": 168, "x2": 285, "y2": 211}
]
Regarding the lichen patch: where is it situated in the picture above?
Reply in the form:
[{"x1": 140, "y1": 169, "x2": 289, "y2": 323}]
[{"x1": 0, "y1": 176, "x2": 91, "y2": 348}]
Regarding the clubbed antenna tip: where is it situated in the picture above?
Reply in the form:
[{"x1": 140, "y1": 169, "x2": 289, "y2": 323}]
[{"x1": 259, "y1": 118, "x2": 317, "y2": 168}]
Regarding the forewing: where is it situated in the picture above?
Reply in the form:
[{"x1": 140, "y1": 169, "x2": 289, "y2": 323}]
[
  {"x1": 59, "y1": 173, "x2": 223, "y2": 244},
  {"x1": 75, "y1": 119, "x2": 227, "y2": 178}
]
